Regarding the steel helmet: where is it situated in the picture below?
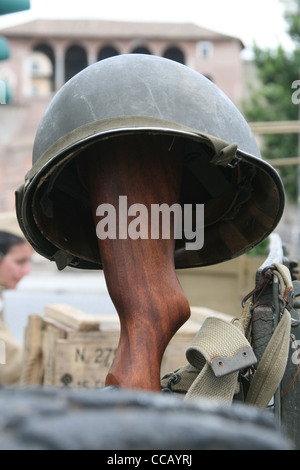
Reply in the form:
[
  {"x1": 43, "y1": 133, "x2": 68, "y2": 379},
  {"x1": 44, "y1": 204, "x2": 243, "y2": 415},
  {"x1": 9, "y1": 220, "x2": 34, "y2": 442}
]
[{"x1": 16, "y1": 54, "x2": 284, "y2": 270}]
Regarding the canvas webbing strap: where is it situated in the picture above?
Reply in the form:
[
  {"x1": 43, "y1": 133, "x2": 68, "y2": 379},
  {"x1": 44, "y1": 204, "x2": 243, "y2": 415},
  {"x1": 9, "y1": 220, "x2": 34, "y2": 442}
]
[
  {"x1": 245, "y1": 263, "x2": 292, "y2": 408},
  {"x1": 245, "y1": 309, "x2": 291, "y2": 407},
  {"x1": 161, "y1": 263, "x2": 293, "y2": 409},
  {"x1": 184, "y1": 317, "x2": 256, "y2": 404}
]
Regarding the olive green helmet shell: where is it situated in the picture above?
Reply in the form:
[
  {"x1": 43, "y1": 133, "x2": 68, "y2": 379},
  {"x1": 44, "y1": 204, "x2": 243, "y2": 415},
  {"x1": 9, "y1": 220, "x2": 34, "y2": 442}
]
[{"x1": 16, "y1": 54, "x2": 285, "y2": 270}]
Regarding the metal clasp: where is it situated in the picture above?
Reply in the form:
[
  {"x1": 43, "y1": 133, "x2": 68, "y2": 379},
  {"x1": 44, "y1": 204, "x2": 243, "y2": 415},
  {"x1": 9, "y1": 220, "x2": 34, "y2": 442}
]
[{"x1": 227, "y1": 155, "x2": 242, "y2": 169}]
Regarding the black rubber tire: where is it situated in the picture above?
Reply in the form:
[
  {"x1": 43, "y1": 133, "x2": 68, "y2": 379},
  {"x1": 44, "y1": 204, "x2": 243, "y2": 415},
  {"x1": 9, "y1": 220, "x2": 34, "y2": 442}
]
[{"x1": 0, "y1": 386, "x2": 291, "y2": 450}]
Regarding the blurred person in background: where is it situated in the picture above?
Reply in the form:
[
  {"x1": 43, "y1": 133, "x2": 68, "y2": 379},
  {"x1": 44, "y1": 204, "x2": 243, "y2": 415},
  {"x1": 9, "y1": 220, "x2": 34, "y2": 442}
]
[{"x1": 0, "y1": 230, "x2": 33, "y2": 385}]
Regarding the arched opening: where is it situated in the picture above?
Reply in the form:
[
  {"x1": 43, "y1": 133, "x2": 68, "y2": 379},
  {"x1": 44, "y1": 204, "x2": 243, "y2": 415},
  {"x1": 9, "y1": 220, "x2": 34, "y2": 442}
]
[
  {"x1": 131, "y1": 46, "x2": 151, "y2": 55},
  {"x1": 65, "y1": 45, "x2": 88, "y2": 82},
  {"x1": 163, "y1": 47, "x2": 185, "y2": 64},
  {"x1": 30, "y1": 43, "x2": 55, "y2": 95},
  {"x1": 98, "y1": 45, "x2": 119, "y2": 61}
]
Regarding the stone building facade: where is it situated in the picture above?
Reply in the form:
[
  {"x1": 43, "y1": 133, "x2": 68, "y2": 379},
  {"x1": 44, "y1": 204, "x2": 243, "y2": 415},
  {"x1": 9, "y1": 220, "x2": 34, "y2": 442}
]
[
  {"x1": 0, "y1": 18, "x2": 245, "y2": 212},
  {"x1": 0, "y1": 18, "x2": 244, "y2": 104}
]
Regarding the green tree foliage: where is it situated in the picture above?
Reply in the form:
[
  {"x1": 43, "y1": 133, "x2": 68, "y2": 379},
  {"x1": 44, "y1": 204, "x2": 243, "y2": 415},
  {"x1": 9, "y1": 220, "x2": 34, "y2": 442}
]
[
  {"x1": 283, "y1": 0, "x2": 300, "y2": 42},
  {"x1": 242, "y1": 0, "x2": 300, "y2": 202}
]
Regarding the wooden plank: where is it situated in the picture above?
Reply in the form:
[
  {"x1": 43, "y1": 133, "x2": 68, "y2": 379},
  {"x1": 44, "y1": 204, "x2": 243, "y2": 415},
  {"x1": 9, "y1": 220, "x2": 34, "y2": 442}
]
[
  {"x1": 44, "y1": 304, "x2": 102, "y2": 332},
  {"x1": 266, "y1": 157, "x2": 300, "y2": 167},
  {"x1": 249, "y1": 120, "x2": 300, "y2": 135},
  {"x1": 98, "y1": 315, "x2": 120, "y2": 331},
  {"x1": 43, "y1": 322, "x2": 67, "y2": 386},
  {"x1": 21, "y1": 315, "x2": 44, "y2": 385},
  {"x1": 190, "y1": 306, "x2": 232, "y2": 324}
]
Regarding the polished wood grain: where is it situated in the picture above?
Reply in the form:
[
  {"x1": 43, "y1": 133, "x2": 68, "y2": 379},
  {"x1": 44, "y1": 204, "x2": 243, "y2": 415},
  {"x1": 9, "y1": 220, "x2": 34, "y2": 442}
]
[{"x1": 79, "y1": 134, "x2": 190, "y2": 390}]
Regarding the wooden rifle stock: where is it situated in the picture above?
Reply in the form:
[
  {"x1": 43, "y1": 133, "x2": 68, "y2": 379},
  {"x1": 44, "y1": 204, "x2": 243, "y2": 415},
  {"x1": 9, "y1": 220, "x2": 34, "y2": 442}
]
[{"x1": 79, "y1": 134, "x2": 190, "y2": 390}]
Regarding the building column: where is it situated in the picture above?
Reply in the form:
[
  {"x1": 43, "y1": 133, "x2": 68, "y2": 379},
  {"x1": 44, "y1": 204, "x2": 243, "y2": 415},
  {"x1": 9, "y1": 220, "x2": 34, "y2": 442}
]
[
  {"x1": 54, "y1": 44, "x2": 65, "y2": 91},
  {"x1": 87, "y1": 43, "x2": 98, "y2": 66}
]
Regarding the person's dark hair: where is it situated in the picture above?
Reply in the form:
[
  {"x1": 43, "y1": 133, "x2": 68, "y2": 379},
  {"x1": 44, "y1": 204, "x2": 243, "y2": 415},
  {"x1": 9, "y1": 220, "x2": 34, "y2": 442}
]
[{"x1": 0, "y1": 231, "x2": 25, "y2": 259}]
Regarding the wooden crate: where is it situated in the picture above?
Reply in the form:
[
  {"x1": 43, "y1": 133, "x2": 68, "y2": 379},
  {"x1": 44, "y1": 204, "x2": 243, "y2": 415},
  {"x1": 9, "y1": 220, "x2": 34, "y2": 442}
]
[{"x1": 21, "y1": 304, "x2": 231, "y2": 389}]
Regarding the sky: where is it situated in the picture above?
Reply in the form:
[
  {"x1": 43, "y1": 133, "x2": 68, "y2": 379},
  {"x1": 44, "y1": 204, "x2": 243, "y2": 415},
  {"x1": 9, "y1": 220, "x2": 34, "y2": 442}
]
[{"x1": 0, "y1": 0, "x2": 295, "y2": 56}]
